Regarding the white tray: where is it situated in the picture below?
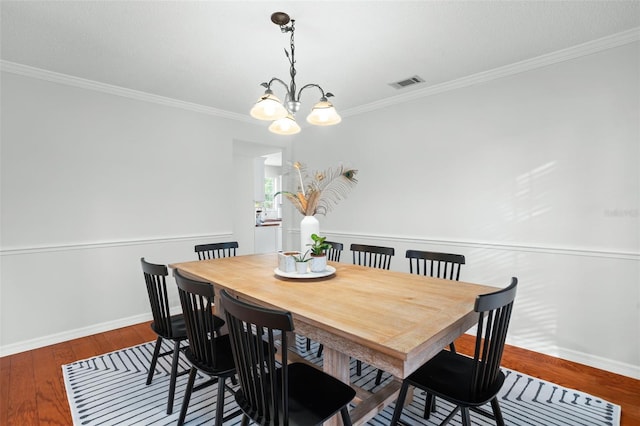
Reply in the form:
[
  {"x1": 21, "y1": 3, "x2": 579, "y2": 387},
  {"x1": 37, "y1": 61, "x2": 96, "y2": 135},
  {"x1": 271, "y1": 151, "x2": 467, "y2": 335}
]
[{"x1": 274, "y1": 265, "x2": 336, "y2": 279}]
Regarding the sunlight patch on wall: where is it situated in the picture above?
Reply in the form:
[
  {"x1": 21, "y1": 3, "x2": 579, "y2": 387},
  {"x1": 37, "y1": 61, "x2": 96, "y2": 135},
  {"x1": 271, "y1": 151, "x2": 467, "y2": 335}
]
[{"x1": 514, "y1": 161, "x2": 556, "y2": 223}]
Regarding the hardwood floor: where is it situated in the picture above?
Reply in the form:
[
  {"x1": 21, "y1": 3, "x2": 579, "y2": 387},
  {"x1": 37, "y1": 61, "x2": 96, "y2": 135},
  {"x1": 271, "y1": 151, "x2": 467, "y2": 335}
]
[{"x1": 1, "y1": 322, "x2": 638, "y2": 425}]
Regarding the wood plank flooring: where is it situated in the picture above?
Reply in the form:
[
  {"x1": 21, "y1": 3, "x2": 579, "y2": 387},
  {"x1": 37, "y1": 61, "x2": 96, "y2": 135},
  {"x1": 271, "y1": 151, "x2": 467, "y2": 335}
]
[{"x1": 1, "y1": 322, "x2": 638, "y2": 425}]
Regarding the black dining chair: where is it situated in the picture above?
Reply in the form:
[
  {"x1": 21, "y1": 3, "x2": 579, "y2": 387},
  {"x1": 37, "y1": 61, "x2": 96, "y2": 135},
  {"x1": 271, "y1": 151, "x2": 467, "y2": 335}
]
[
  {"x1": 326, "y1": 241, "x2": 344, "y2": 262},
  {"x1": 194, "y1": 241, "x2": 239, "y2": 260},
  {"x1": 173, "y1": 269, "x2": 239, "y2": 426},
  {"x1": 390, "y1": 277, "x2": 518, "y2": 426},
  {"x1": 140, "y1": 258, "x2": 189, "y2": 415},
  {"x1": 406, "y1": 249, "x2": 466, "y2": 417},
  {"x1": 351, "y1": 243, "x2": 395, "y2": 270},
  {"x1": 406, "y1": 249, "x2": 465, "y2": 280},
  {"x1": 220, "y1": 290, "x2": 356, "y2": 426},
  {"x1": 350, "y1": 243, "x2": 395, "y2": 384},
  {"x1": 307, "y1": 240, "x2": 344, "y2": 357},
  {"x1": 406, "y1": 249, "x2": 466, "y2": 353}
]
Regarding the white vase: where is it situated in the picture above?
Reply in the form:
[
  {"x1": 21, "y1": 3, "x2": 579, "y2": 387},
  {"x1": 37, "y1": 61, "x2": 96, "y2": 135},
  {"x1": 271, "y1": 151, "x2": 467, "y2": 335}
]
[{"x1": 300, "y1": 215, "x2": 320, "y2": 253}]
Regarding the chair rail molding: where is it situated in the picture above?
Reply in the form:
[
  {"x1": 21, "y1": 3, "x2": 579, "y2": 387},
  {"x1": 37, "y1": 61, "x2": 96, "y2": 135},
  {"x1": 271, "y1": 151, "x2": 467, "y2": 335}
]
[
  {"x1": 289, "y1": 229, "x2": 639, "y2": 261},
  {"x1": 0, "y1": 232, "x2": 235, "y2": 256}
]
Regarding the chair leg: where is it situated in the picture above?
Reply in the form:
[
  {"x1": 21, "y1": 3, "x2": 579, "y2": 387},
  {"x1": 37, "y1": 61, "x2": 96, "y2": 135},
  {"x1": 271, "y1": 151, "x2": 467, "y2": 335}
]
[
  {"x1": 146, "y1": 336, "x2": 163, "y2": 385},
  {"x1": 440, "y1": 406, "x2": 461, "y2": 426},
  {"x1": 166, "y1": 340, "x2": 181, "y2": 414},
  {"x1": 460, "y1": 407, "x2": 471, "y2": 426},
  {"x1": 317, "y1": 344, "x2": 324, "y2": 357},
  {"x1": 177, "y1": 367, "x2": 197, "y2": 426},
  {"x1": 390, "y1": 381, "x2": 410, "y2": 425},
  {"x1": 490, "y1": 397, "x2": 505, "y2": 426},
  {"x1": 241, "y1": 414, "x2": 250, "y2": 426},
  {"x1": 306, "y1": 337, "x2": 311, "y2": 351},
  {"x1": 449, "y1": 342, "x2": 456, "y2": 353},
  {"x1": 424, "y1": 393, "x2": 436, "y2": 419},
  {"x1": 356, "y1": 360, "x2": 362, "y2": 375},
  {"x1": 215, "y1": 377, "x2": 227, "y2": 426},
  {"x1": 340, "y1": 406, "x2": 353, "y2": 426},
  {"x1": 375, "y1": 369, "x2": 384, "y2": 385}
]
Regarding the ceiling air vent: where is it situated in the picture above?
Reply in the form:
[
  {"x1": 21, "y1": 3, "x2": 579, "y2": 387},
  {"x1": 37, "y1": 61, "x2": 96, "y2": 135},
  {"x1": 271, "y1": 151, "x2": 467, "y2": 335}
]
[{"x1": 389, "y1": 75, "x2": 425, "y2": 89}]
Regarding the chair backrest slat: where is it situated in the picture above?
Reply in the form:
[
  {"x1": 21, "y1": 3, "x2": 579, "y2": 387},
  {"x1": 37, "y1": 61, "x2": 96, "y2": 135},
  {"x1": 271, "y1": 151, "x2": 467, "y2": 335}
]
[
  {"x1": 470, "y1": 277, "x2": 517, "y2": 398},
  {"x1": 174, "y1": 269, "x2": 221, "y2": 368},
  {"x1": 195, "y1": 241, "x2": 239, "y2": 260},
  {"x1": 350, "y1": 243, "x2": 395, "y2": 270},
  {"x1": 406, "y1": 250, "x2": 465, "y2": 280},
  {"x1": 221, "y1": 290, "x2": 295, "y2": 425},
  {"x1": 141, "y1": 258, "x2": 175, "y2": 337},
  {"x1": 326, "y1": 241, "x2": 343, "y2": 262}
]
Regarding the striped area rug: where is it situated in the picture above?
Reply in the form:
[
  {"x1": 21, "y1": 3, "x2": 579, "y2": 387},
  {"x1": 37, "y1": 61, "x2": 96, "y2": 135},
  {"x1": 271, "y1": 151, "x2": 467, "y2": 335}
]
[{"x1": 63, "y1": 336, "x2": 620, "y2": 425}]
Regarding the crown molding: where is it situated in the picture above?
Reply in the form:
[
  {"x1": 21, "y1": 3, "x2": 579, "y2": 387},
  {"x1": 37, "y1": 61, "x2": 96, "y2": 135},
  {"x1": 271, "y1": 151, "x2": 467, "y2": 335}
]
[
  {"x1": 0, "y1": 60, "x2": 255, "y2": 124},
  {"x1": 2, "y1": 28, "x2": 638, "y2": 120},
  {"x1": 342, "y1": 27, "x2": 640, "y2": 117}
]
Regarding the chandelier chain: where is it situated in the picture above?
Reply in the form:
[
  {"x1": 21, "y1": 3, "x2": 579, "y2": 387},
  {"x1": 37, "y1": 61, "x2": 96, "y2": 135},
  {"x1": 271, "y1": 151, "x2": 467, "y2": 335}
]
[{"x1": 288, "y1": 20, "x2": 297, "y2": 102}]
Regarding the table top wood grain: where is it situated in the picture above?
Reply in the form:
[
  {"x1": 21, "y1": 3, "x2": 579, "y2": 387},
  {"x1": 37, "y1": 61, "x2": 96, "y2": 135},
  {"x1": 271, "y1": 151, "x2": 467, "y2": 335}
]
[{"x1": 170, "y1": 253, "x2": 497, "y2": 379}]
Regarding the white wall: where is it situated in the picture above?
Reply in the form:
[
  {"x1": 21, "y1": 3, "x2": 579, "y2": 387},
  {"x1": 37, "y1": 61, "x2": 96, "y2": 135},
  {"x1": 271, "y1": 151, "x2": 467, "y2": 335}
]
[
  {"x1": 1, "y1": 42, "x2": 638, "y2": 379},
  {"x1": 0, "y1": 71, "x2": 286, "y2": 353},
  {"x1": 290, "y1": 42, "x2": 640, "y2": 378}
]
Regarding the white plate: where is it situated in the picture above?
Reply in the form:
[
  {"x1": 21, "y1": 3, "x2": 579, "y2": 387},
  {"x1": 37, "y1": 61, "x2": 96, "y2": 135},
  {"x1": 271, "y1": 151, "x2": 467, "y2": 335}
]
[{"x1": 274, "y1": 265, "x2": 336, "y2": 279}]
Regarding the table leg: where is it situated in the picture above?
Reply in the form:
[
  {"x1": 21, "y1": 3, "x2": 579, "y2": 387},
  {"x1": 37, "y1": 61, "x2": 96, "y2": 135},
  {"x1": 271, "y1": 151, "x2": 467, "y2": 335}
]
[
  {"x1": 322, "y1": 346, "x2": 351, "y2": 426},
  {"x1": 212, "y1": 285, "x2": 229, "y2": 334}
]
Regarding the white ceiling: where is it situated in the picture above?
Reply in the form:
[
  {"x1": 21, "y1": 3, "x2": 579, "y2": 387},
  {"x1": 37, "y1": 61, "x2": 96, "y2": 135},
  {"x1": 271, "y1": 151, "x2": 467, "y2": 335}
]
[{"x1": 2, "y1": 1, "x2": 639, "y2": 120}]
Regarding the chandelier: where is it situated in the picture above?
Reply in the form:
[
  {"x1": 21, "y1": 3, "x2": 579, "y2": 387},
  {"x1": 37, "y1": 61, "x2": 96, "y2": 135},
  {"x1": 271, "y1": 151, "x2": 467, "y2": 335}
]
[{"x1": 250, "y1": 12, "x2": 341, "y2": 135}]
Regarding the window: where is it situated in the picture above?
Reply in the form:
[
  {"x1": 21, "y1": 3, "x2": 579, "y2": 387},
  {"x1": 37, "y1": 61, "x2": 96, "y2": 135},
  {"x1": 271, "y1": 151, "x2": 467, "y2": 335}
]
[{"x1": 263, "y1": 175, "x2": 281, "y2": 211}]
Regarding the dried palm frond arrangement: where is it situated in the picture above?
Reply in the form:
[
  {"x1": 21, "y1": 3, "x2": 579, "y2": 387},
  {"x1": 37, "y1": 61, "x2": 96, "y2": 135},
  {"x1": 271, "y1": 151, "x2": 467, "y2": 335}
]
[{"x1": 277, "y1": 162, "x2": 358, "y2": 216}]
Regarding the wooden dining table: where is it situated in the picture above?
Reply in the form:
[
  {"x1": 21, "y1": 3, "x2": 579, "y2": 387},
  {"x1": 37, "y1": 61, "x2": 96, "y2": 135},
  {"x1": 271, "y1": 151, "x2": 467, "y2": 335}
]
[{"x1": 169, "y1": 253, "x2": 497, "y2": 425}]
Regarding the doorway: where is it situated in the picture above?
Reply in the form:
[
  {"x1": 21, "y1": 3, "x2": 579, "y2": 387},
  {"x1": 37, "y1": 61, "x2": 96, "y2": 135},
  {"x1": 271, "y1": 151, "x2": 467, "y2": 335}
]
[{"x1": 232, "y1": 140, "x2": 285, "y2": 254}]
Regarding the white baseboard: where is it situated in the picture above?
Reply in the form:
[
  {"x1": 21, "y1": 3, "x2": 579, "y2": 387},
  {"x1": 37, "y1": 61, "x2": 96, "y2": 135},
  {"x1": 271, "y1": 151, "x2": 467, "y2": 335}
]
[
  {"x1": 0, "y1": 312, "x2": 153, "y2": 357},
  {"x1": 506, "y1": 335, "x2": 640, "y2": 380},
  {"x1": 559, "y1": 348, "x2": 640, "y2": 380}
]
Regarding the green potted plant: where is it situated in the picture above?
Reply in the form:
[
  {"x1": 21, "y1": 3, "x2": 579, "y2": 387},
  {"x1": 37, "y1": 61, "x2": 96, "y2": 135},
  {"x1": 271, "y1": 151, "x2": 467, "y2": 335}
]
[
  {"x1": 308, "y1": 233, "x2": 331, "y2": 272},
  {"x1": 292, "y1": 250, "x2": 311, "y2": 274}
]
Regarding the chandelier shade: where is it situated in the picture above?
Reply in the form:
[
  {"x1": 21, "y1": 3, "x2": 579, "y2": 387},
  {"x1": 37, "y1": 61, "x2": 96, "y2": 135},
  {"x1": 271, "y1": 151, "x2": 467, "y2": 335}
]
[
  {"x1": 250, "y1": 92, "x2": 288, "y2": 121},
  {"x1": 251, "y1": 12, "x2": 341, "y2": 135},
  {"x1": 307, "y1": 99, "x2": 342, "y2": 126},
  {"x1": 269, "y1": 114, "x2": 301, "y2": 135}
]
